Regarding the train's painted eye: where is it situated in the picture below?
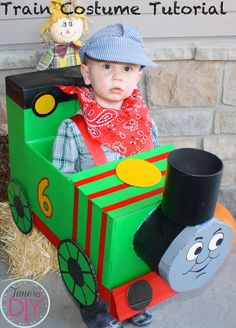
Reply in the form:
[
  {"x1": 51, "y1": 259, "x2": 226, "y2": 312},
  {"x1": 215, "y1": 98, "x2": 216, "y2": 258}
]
[
  {"x1": 187, "y1": 242, "x2": 203, "y2": 261},
  {"x1": 209, "y1": 232, "x2": 224, "y2": 251}
]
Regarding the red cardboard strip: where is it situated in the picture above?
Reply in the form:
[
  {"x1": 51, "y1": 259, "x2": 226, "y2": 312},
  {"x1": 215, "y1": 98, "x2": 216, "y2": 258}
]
[
  {"x1": 109, "y1": 271, "x2": 176, "y2": 322},
  {"x1": 102, "y1": 187, "x2": 164, "y2": 213},
  {"x1": 72, "y1": 186, "x2": 79, "y2": 241}
]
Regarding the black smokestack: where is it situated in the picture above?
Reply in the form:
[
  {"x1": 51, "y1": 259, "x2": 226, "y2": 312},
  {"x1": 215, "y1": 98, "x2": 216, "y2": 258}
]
[{"x1": 161, "y1": 148, "x2": 223, "y2": 226}]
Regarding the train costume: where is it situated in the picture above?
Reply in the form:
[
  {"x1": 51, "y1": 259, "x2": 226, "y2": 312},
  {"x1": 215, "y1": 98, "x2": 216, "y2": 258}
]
[{"x1": 5, "y1": 67, "x2": 236, "y2": 322}]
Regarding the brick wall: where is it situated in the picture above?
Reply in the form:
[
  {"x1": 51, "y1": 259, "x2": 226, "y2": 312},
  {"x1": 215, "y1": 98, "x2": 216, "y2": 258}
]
[{"x1": 0, "y1": 41, "x2": 236, "y2": 216}]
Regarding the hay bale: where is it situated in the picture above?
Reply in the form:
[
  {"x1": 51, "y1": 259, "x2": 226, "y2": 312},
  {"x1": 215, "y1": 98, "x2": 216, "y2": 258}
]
[
  {"x1": 0, "y1": 135, "x2": 10, "y2": 202},
  {"x1": 0, "y1": 202, "x2": 59, "y2": 279}
]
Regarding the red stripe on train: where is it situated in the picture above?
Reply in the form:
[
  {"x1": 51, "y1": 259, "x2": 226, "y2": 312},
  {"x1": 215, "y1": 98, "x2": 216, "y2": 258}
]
[
  {"x1": 146, "y1": 151, "x2": 171, "y2": 163},
  {"x1": 89, "y1": 183, "x2": 128, "y2": 199},
  {"x1": 75, "y1": 170, "x2": 116, "y2": 186},
  {"x1": 97, "y1": 213, "x2": 108, "y2": 286},
  {"x1": 72, "y1": 187, "x2": 79, "y2": 241},
  {"x1": 103, "y1": 187, "x2": 164, "y2": 213},
  {"x1": 85, "y1": 200, "x2": 93, "y2": 256}
]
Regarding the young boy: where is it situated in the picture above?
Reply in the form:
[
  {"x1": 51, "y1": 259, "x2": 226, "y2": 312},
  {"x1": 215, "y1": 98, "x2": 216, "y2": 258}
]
[{"x1": 53, "y1": 23, "x2": 158, "y2": 328}]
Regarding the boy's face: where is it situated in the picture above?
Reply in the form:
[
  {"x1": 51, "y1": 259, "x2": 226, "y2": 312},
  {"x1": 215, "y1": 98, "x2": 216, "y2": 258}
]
[{"x1": 80, "y1": 60, "x2": 142, "y2": 109}]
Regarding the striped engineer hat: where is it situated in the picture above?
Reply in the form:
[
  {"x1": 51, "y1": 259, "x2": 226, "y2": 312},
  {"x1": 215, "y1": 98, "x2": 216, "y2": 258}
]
[{"x1": 79, "y1": 23, "x2": 156, "y2": 67}]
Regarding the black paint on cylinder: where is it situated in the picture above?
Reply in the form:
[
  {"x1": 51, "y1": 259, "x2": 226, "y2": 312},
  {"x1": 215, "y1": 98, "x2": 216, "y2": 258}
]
[
  {"x1": 134, "y1": 205, "x2": 185, "y2": 271},
  {"x1": 161, "y1": 148, "x2": 223, "y2": 226}
]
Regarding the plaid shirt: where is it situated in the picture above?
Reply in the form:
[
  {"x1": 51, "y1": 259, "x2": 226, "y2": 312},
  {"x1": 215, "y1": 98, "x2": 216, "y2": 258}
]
[
  {"x1": 36, "y1": 45, "x2": 81, "y2": 70},
  {"x1": 53, "y1": 116, "x2": 159, "y2": 174}
]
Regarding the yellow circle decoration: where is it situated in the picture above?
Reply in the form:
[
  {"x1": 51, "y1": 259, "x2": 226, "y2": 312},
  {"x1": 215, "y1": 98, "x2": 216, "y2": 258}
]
[
  {"x1": 116, "y1": 158, "x2": 162, "y2": 187},
  {"x1": 33, "y1": 94, "x2": 56, "y2": 116}
]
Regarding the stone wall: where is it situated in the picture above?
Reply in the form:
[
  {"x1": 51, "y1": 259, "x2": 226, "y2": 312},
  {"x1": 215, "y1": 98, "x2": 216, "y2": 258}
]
[
  {"x1": 142, "y1": 41, "x2": 236, "y2": 217},
  {"x1": 0, "y1": 41, "x2": 236, "y2": 216}
]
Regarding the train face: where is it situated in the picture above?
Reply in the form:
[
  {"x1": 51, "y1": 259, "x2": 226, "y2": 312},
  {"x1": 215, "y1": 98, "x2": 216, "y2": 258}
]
[
  {"x1": 159, "y1": 217, "x2": 234, "y2": 291},
  {"x1": 134, "y1": 148, "x2": 235, "y2": 292},
  {"x1": 6, "y1": 68, "x2": 236, "y2": 322}
]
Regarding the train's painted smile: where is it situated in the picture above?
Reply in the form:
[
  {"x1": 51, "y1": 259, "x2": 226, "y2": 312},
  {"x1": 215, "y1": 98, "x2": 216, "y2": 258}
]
[{"x1": 183, "y1": 253, "x2": 220, "y2": 278}]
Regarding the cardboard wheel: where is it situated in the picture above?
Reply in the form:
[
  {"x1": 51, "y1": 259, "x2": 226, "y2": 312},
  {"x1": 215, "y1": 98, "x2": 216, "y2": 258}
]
[
  {"x1": 8, "y1": 180, "x2": 33, "y2": 234},
  {"x1": 58, "y1": 240, "x2": 98, "y2": 307}
]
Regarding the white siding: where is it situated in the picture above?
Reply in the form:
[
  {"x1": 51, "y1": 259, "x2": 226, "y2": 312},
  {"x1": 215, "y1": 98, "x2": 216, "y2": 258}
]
[{"x1": 0, "y1": 0, "x2": 236, "y2": 45}]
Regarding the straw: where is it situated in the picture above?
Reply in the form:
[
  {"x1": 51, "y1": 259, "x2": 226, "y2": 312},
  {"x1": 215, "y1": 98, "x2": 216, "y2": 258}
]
[{"x1": 0, "y1": 202, "x2": 59, "y2": 279}]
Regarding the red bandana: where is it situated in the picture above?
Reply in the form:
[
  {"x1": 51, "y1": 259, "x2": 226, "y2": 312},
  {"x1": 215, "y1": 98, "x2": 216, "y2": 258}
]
[{"x1": 58, "y1": 86, "x2": 153, "y2": 156}]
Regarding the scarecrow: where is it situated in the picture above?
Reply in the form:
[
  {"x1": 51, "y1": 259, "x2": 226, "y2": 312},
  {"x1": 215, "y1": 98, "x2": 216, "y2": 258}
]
[{"x1": 36, "y1": 0, "x2": 87, "y2": 70}]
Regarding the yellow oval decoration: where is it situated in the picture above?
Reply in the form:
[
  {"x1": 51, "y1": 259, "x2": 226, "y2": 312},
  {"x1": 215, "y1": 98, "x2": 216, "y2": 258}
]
[
  {"x1": 116, "y1": 158, "x2": 162, "y2": 187},
  {"x1": 34, "y1": 94, "x2": 56, "y2": 116}
]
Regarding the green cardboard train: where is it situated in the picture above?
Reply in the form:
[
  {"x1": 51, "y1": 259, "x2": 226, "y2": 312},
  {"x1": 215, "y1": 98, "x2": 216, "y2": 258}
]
[{"x1": 6, "y1": 67, "x2": 236, "y2": 321}]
